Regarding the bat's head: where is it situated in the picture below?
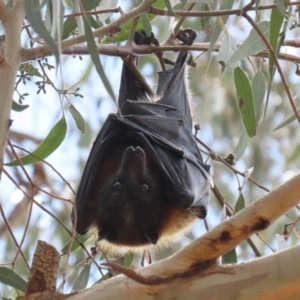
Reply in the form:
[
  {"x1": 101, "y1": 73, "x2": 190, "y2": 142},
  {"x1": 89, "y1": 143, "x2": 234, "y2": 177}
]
[{"x1": 94, "y1": 144, "x2": 166, "y2": 247}]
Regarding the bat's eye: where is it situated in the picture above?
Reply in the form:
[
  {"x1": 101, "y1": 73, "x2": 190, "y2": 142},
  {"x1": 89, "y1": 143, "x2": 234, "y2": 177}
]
[
  {"x1": 140, "y1": 184, "x2": 148, "y2": 192},
  {"x1": 113, "y1": 182, "x2": 122, "y2": 189}
]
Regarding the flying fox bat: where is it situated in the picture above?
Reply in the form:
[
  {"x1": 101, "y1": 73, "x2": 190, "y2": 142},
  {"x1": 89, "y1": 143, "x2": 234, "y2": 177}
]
[{"x1": 72, "y1": 29, "x2": 211, "y2": 251}]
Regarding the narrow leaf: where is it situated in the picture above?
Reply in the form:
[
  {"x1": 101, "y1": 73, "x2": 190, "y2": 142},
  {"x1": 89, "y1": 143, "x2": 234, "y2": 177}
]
[
  {"x1": 103, "y1": 0, "x2": 165, "y2": 44},
  {"x1": 228, "y1": 21, "x2": 270, "y2": 67},
  {"x1": 217, "y1": 32, "x2": 239, "y2": 72},
  {"x1": 233, "y1": 127, "x2": 250, "y2": 161},
  {"x1": 141, "y1": 13, "x2": 152, "y2": 36},
  {"x1": 5, "y1": 116, "x2": 67, "y2": 166},
  {"x1": 24, "y1": 0, "x2": 59, "y2": 63},
  {"x1": 12, "y1": 101, "x2": 29, "y2": 112},
  {"x1": 61, "y1": 233, "x2": 91, "y2": 255},
  {"x1": 69, "y1": 104, "x2": 86, "y2": 134},
  {"x1": 62, "y1": 0, "x2": 101, "y2": 39},
  {"x1": 252, "y1": 70, "x2": 266, "y2": 123},
  {"x1": 0, "y1": 267, "x2": 27, "y2": 292},
  {"x1": 275, "y1": 0, "x2": 286, "y2": 15},
  {"x1": 234, "y1": 193, "x2": 245, "y2": 213},
  {"x1": 71, "y1": 263, "x2": 91, "y2": 292},
  {"x1": 234, "y1": 67, "x2": 256, "y2": 137},
  {"x1": 222, "y1": 248, "x2": 237, "y2": 264},
  {"x1": 83, "y1": 16, "x2": 116, "y2": 102},
  {"x1": 123, "y1": 253, "x2": 134, "y2": 268},
  {"x1": 272, "y1": 108, "x2": 300, "y2": 131},
  {"x1": 269, "y1": 7, "x2": 284, "y2": 77},
  {"x1": 163, "y1": 0, "x2": 176, "y2": 16},
  {"x1": 207, "y1": 0, "x2": 235, "y2": 56}
]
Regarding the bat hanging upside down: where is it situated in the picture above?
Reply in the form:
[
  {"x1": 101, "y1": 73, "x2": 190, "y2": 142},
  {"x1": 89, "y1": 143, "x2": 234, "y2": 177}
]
[{"x1": 72, "y1": 29, "x2": 211, "y2": 252}]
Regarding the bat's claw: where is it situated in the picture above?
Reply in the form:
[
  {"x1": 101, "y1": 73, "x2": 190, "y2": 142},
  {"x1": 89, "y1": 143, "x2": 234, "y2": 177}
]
[
  {"x1": 176, "y1": 29, "x2": 197, "y2": 46},
  {"x1": 134, "y1": 30, "x2": 159, "y2": 46}
]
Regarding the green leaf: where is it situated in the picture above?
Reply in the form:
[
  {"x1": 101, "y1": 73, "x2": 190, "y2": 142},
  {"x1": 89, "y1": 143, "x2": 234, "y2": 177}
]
[
  {"x1": 234, "y1": 67, "x2": 256, "y2": 137},
  {"x1": 5, "y1": 116, "x2": 67, "y2": 166},
  {"x1": 123, "y1": 253, "x2": 134, "y2": 268},
  {"x1": 233, "y1": 127, "x2": 250, "y2": 161},
  {"x1": 222, "y1": 248, "x2": 237, "y2": 264},
  {"x1": 275, "y1": 0, "x2": 286, "y2": 15},
  {"x1": 252, "y1": 70, "x2": 266, "y2": 123},
  {"x1": 269, "y1": 7, "x2": 284, "y2": 77},
  {"x1": 11, "y1": 100, "x2": 29, "y2": 112},
  {"x1": 69, "y1": 104, "x2": 86, "y2": 134},
  {"x1": 234, "y1": 193, "x2": 245, "y2": 213},
  {"x1": 217, "y1": 32, "x2": 238, "y2": 72},
  {"x1": 141, "y1": 13, "x2": 152, "y2": 36},
  {"x1": 83, "y1": 16, "x2": 116, "y2": 102},
  {"x1": 103, "y1": 0, "x2": 165, "y2": 44},
  {"x1": 71, "y1": 263, "x2": 91, "y2": 292},
  {"x1": 94, "y1": 271, "x2": 113, "y2": 284},
  {"x1": 163, "y1": 0, "x2": 176, "y2": 16},
  {"x1": 62, "y1": 0, "x2": 101, "y2": 39},
  {"x1": 61, "y1": 233, "x2": 91, "y2": 255},
  {"x1": 272, "y1": 108, "x2": 300, "y2": 131},
  {"x1": 207, "y1": 0, "x2": 234, "y2": 56},
  {"x1": 24, "y1": 0, "x2": 59, "y2": 64},
  {"x1": 228, "y1": 21, "x2": 270, "y2": 67},
  {"x1": 0, "y1": 267, "x2": 27, "y2": 292}
]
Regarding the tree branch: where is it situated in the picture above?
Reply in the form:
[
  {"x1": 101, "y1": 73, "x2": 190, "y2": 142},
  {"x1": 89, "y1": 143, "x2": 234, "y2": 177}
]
[
  {"x1": 66, "y1": 172, "x2": 300, "y2": 299},
  {"x1": 0, "y1": 0, "x2": 25, "y2": 180},
  {"x1": 21, "y1": 0, "x2": 155, "y2": 62}
]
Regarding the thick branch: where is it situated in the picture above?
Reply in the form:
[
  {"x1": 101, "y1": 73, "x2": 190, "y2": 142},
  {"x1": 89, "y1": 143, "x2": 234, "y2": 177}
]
[
  {"x1": 69, "y1": 173, "x2": 300, "y2": 298},
  {"x1": 0, "y1": 0, "x2": 25, "y2": 179}
]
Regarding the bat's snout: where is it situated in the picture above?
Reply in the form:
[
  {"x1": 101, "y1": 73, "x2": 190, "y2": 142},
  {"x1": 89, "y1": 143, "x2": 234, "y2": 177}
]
[{"x1": 119, "y1": 146, "x2": 147, "y2": 176}]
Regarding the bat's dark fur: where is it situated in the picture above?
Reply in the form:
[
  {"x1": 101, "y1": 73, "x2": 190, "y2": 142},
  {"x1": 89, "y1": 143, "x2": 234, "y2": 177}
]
[{"x1": 72, "y1": 30, "x2": 210, "y2": 252}]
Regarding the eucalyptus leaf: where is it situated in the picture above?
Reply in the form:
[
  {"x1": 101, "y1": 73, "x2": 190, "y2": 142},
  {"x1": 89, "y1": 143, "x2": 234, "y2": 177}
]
[
  {"x1": 11, "y1": 101, "x2": 29, "y2": 112},
  {"x1": 275, "y1": 0, "x2": 286, "y2": 15},
  {"x1": 217, "y1": 32, "x2": 239, "y2": 72},
  {"x1": 141, "y1": 13, "x2": 152, "y2": 36},
  {"x1": 272, "y1": 108, "x2": 300, "y2": 131},
  {"x1": 123, "y1": 253, "x2": 134, "y2": 268},
  {"x1": 5, "y1": 116, "x2": 67, "y2": 166},
  {"x1": 69, "y1": 104, "x2": 86, "y2": 134},
  {"x1": 103, "y1": 0, "x2": 165, "y2": 44},
  {"x1": 83, "y1": 16, "x2": 116, "y2": 102},
  {"x1": 24, "y1": 0, "x2": 59, "y2": 63},
  {"x1": 234, "y1": 193, "x2": 245, "y2": 214},
  {"x1": 0, "y1": 267, "x2": 27, "y2": 292},
  {"x1": 163, "y1": 0, "x2": 176, "y2": 16},
  {"x1": 61, "y1": 232, "x2": 91, "y2": 255},
  {"x1": 233, "y1": 127, "x2": 250, "y2": 161},
  {"x1": 62, "y1": 0, "x2": 101, "y2": 39},
  {"x1": 252, "y1": 70, "x2": 266, "y2": 123},
  {"x1": 207, "y1": 0, "x2": 234, "y2": 56},
  {"x1": 222, "y1": 248, "x2": 237, "y2": 264},
  {"x1": 234, "y1": 67, "x2": 256, "y2": 137},
  {"x1": 228, "y1": 21, "x2": 270, "y2": 67},
  {"x1": 71, "y1": 263, "x2": 91, "y2": 292}
]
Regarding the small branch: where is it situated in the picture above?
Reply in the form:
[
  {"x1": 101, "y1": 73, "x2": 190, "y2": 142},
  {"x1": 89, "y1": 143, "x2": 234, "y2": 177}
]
[
  {"x1": 148, "y1": 1, "x2": 300, "y2": 17},
  {"x1": 25, "y1": 43, "x2": 300, "y2": 65}
]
